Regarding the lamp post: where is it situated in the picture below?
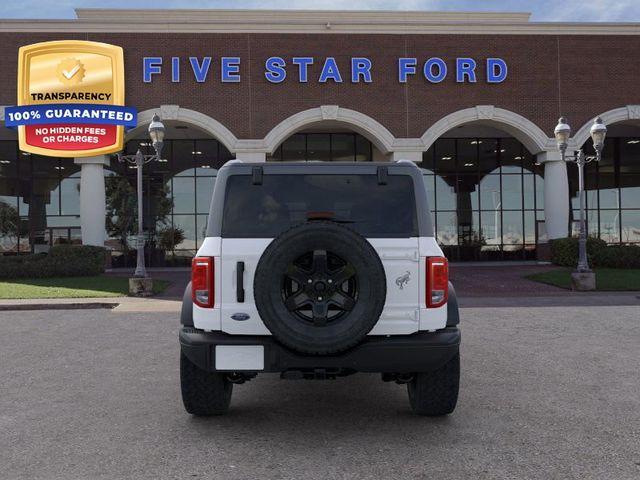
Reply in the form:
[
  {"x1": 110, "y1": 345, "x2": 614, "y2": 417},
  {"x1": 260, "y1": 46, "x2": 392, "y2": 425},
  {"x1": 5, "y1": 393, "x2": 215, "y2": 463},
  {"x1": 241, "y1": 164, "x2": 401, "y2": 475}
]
[
  {"x1": 553, "y1": 116, "x2": 607, "y2": 288},
  {"x1": 117, "y1": 114, "x2": 165, "y2": 283}
]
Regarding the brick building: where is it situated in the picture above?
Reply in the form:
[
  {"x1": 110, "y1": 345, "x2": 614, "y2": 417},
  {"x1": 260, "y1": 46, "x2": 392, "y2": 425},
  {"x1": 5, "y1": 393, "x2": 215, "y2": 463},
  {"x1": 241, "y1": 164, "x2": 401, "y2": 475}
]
[{"x1": 0, "y1": 9, "x2": 639, "y2": 264}]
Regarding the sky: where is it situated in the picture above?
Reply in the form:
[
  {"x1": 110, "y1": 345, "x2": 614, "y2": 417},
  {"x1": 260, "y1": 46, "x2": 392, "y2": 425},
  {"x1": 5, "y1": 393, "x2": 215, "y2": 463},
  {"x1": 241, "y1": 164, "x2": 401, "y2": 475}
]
[{"x1": 0, "y1": 0, "x2": 639, "y2": 22}]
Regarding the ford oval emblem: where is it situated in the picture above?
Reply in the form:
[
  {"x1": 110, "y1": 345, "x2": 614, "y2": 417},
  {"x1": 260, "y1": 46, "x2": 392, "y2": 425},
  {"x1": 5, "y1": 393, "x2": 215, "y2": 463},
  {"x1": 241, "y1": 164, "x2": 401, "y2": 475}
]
[{"x1": 231, "y1": 313, "x2": 250, "y2": 321}]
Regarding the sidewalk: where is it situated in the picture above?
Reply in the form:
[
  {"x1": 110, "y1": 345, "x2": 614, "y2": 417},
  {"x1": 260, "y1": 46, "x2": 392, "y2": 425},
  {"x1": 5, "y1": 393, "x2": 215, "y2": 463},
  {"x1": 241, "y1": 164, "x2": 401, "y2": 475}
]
[{"x1": 0, "y1": 296, "x2": 181, "y2": 312}]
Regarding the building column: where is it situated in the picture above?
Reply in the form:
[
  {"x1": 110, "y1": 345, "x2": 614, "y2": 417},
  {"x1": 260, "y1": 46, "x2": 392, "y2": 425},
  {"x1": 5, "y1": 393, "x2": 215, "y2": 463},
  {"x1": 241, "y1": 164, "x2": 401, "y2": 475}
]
[
  {"x1": 235, "y1": 151, "x2": 266, "y2": 162},
  {"x1": 537, "y1": 151, "x2": 569, "y2": 240},
  {"x1": 74, "y1": 155, "x2": 109, "y2": 246}
]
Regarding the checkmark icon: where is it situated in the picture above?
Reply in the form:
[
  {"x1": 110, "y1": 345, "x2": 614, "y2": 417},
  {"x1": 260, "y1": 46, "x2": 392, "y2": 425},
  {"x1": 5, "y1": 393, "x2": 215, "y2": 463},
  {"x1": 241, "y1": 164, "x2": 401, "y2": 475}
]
[
  {"x1": 62, "y1": 64, "x2": 80, "y2": 79},
  {"x1": 57, "y1": 59, "x2": 84, "y2": 85}
]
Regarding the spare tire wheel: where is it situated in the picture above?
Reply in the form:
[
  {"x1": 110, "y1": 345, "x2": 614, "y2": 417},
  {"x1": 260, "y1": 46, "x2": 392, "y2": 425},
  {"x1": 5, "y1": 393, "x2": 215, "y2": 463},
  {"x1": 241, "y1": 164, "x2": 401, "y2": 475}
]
[{"x1": 253, "y1": 221, "x2": 386, "y2": 355}]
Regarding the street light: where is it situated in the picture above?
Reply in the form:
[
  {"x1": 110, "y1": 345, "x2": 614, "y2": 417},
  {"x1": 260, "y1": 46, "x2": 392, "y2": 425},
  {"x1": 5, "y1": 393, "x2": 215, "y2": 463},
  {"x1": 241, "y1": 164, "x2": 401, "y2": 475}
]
[
  {"x1": 553, "y1": 116, "x2": 607, "y2": 279},
  {"x1": 117, "y1": 113, "x2": 165, "y2": 280}
]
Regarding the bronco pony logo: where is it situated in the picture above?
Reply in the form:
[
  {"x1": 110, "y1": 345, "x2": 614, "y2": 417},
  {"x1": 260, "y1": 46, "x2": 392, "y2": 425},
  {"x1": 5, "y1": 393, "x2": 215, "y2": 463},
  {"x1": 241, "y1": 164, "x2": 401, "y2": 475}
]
[{"x1": 395, "y1": 271, "x2": 411, "y2": 290}]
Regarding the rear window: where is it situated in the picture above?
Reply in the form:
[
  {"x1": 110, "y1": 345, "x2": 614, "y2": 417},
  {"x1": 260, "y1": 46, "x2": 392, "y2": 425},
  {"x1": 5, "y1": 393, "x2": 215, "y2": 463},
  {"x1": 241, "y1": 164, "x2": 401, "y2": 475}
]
[{"x1": 221, "y1": 174, "x2": 417, "y2": 238}]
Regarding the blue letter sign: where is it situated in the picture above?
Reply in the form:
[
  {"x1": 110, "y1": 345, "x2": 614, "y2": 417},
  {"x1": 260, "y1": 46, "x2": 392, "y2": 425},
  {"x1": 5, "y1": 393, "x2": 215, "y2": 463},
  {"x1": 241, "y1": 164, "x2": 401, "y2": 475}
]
[
  {"x1": 319, "y1": 57, "x2": 343, "y2": 83},
  {"x1": 424, "y1": 58, "x2": 447, "y2": 83},
  {"x1": 265, "y1": 56, "x2": 287, "y2": 83},
  {"x1": 351, "y1": 58, "x2": 372, "y2": 83},
  {"x1": 142, "y1": 55, "x2": 508, "y2": 84},
  {"x1": 189, "y1": 57, "x2": 211, "y2": 83},
  {"x1": 487, "y1": 58, "x2": 508, "y2": 83}
]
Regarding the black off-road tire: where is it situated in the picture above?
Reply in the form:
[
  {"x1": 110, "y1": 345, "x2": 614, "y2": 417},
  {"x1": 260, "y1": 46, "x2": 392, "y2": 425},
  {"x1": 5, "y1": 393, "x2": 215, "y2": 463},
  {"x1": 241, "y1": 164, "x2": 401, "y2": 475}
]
[
  {"x1": 407, "y1": 353, "x2": 460, "y2": 416},
  {"x1": 180, "y1": 352, "x2": 233, "y2": 416},
  {"x1": 254, "y1": 221, "x2": 386, "y2": 355}
]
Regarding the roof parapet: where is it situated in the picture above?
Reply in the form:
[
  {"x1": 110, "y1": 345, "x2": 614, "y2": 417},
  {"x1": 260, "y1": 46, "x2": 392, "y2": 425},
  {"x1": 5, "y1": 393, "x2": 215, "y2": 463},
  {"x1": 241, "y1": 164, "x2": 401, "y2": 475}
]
[{"x1": 73, "y1": 9, "x2": 532, "y2": 24}]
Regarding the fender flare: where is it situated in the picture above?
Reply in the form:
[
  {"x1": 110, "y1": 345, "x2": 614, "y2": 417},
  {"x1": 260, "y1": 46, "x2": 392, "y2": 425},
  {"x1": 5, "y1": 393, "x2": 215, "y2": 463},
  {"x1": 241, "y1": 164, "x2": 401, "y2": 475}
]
[
  {"x1": 180, "y1": 281, "x2": 194, "y2": 327},
  {"x1": 446, "y1": 281, "x2": 460, "y2": 327}
]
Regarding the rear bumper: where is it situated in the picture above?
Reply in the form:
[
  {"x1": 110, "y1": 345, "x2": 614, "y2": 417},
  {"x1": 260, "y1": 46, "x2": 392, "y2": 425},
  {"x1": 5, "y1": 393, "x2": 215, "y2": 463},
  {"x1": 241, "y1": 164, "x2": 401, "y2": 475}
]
[{"x1": 179, "y1": 327, "x2": 460, "y2": 374}]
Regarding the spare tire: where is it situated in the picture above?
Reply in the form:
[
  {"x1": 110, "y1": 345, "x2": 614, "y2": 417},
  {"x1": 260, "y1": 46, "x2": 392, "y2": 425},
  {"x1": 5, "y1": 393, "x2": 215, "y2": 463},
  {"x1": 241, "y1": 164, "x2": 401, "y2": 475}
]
[{"x1": 254, "y1": 221, "x2": 386, "y2": 355}]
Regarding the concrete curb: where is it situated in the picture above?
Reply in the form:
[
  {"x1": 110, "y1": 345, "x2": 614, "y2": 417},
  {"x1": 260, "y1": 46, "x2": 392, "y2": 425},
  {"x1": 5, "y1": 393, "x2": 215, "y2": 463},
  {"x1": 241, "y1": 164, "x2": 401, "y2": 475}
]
[
  {"x1": 0, "y1": 295, "x2": 182, "y2": 313},
  {"x1": 0, "y1": 302, "x2": 119, "y2": 312}
]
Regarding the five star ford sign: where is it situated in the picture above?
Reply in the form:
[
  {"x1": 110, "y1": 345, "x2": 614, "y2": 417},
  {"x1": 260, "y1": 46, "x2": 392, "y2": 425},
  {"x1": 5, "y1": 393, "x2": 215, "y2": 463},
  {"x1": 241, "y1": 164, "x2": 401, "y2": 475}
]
[{"x1": 5, "y1": 40, "x2": 137, "y2": 157}]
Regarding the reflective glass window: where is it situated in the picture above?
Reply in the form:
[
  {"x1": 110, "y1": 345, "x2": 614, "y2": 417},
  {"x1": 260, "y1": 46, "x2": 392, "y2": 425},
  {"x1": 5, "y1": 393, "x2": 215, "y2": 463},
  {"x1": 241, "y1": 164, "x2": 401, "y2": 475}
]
[
  {"x1": 621, "y1": 210, "x2": 640, "y2": 243},
  {"x1": 477, "y1": 139, "x2": 498, "y2": 174},
  {"x1": 599, "y1": 210, "x2": 620, "y2": 243},
  {"x1": 435, "y1": 175, "x2": 456, "y2": 211},
  {"x1": 282, "y1": 134, "x2": 306, "y2": 162},
  {"x1": 332, "y1": 134, "x2": 356, "y2": 162},
  {"x1": 500, "y1": 138, "x2": 522, "y2": 174},
  {"x1": 60, "y1": 177, "x2": 80, "y2": 215},
  {"x1": 196, "y1": 176, "x2": 216, "y2": 214},
  {"x1": 173, "y1": 140, "x2": 195, "y2": 176},
  {"x1": 620, "y1": 174, "x2": 640, "y2": 209},
  {"x1": 172, "y1": 177, "x2": 195, "y2": 214},
  {"x1": 481, "y1": 210, "x2": 501, "y2": 245},
  {"x1": 306, "y1": 134, "x2": 331, "y2": 161},
  {"x1": 456, "y1": 139, "x2": 478, "y2": 173},
  {"x1": 479, "y1": 175, "x2": 501, "y2": 211},
  {"x1": 172, "y1": 214, "x2": 196, "y2": 251},
  {"x1": 434, "y1": 139, "x2": 456, "y2": 176},
  {"x1": 502, "y1": 211, "x2": 524, "y2": 247},
  {"x1": 501, "y1": 175, "x2": 523, "y2": 210},
  {"x1": 436, "y1": 211, "x2": 457, "y2": 245}
]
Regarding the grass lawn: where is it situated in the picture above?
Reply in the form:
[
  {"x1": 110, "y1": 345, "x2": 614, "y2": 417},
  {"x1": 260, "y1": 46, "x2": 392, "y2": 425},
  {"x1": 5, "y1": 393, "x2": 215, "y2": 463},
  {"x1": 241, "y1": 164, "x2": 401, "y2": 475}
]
[
  {"x1": 0, "y1": 275, "x2": 170, "y2": 299},
  {"x1": 526, "y1": 268, "x2": 640, "y2": 291}
]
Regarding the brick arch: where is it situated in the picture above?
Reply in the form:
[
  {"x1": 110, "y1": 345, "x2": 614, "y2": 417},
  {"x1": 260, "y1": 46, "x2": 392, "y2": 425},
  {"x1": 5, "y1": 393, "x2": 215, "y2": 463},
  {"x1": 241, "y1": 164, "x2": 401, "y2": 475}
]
[
  {"x1": 263, "y1": 105, "x2": 396, "y2": 155},
  {"x1": 420, "y1": 106, "x2": 553, "y2": 154},
  {"x1": 572, "y1": 105, "x2": 640, "y2": 148}
]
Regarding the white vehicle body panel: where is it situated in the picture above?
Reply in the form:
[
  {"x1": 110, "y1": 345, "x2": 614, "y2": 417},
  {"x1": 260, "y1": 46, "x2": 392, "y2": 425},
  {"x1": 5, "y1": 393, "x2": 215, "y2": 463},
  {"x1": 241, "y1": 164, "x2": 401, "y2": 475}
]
[{"x1": 193, "y1": 235, "x2": 447, "y2": 334}]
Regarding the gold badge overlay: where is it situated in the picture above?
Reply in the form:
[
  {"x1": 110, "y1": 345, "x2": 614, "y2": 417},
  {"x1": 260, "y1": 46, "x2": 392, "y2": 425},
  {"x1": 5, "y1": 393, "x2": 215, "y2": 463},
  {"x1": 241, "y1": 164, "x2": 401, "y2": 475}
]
[{"x1": 17, "y1": 40, "x2": 125, "y2": 157}]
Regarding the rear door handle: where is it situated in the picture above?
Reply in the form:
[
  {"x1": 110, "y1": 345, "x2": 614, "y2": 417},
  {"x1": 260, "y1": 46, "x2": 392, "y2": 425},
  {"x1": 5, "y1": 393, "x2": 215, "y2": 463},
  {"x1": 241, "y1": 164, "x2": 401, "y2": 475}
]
[{"x1": 236, "y1": 261, "x2": 245, "y2": 303}]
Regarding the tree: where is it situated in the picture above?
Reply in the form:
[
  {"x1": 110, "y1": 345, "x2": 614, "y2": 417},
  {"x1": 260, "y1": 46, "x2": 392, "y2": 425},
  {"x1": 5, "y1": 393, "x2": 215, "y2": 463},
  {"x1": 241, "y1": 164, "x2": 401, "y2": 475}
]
[
  {"x1": 157, "y1": 226, "x2": 185, "y2": 252},
  {"x1": 105, "y1": 176, "x2": 173, "y2": 252}
]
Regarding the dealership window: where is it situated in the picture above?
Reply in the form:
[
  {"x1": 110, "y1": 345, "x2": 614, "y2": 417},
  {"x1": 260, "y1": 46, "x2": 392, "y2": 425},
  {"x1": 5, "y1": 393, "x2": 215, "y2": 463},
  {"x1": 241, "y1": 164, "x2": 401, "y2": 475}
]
[
  {"x1": 569, "y1": 137, "x2": 640, "y2": 245},
  {"x1": 0, "y1": 141, "x2": 82, "y2": 254},
  {"x1": 267, "y1": 132, "x2": 374, "y2": 162},
  {"x1": 418, "y1": 137, "x2": 544, "y2": 261}
]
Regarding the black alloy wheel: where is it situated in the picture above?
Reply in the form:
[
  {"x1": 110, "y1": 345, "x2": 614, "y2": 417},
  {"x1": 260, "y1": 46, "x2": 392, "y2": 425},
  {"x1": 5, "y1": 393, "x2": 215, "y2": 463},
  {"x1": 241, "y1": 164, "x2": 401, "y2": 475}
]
[{"x1": 282, "y1": 249, "x2": 357, "y2": 326}]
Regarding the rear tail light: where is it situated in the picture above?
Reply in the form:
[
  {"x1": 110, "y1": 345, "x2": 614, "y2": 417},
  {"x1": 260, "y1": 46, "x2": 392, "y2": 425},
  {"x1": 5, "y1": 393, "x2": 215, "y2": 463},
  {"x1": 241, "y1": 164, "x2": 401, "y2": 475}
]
[
  {"x1": 192, "y1": 257, "x2": 214, "y2": 308},
  {"x1": 426, "y1": 256, "x2": 448, "y2": 308}
]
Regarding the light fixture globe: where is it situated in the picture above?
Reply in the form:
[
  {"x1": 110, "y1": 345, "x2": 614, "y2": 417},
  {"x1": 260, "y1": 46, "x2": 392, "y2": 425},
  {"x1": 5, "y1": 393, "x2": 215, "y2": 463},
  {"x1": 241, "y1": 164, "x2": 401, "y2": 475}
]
[
  {"x1": 148, "y1": 113, "x2": 165, "y2": 143},
  {"x1": 590, "y1": 116, "x2": 607, "y2": 153},
  {"x1": 554, "y1": 117, "x2": 571, "y2": 153},
  {"x1": 147, "y1": 113, "x2": 165, "y2": 156}
]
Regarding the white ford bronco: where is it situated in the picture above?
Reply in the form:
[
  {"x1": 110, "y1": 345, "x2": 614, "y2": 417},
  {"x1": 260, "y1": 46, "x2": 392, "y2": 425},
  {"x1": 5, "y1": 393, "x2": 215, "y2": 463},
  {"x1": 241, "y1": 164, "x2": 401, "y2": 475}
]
[{"x1": 179, "y1": 160, "x2": 460, "y2": 416}]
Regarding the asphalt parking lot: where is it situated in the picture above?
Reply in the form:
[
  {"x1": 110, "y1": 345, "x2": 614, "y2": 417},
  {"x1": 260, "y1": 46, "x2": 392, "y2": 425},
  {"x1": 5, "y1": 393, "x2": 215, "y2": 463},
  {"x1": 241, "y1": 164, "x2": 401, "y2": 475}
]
[{"x1": 1, "y1": 305, "x2": 639, "y2": 479}]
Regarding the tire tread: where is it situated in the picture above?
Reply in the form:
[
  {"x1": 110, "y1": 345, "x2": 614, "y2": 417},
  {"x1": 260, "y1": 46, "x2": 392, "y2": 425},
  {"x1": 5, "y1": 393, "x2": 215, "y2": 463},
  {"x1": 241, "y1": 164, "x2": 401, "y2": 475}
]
[
  {"x1": 407, "y1": 353, "x2": 460, "y2": 416},
  {"x1": 180, "y1": 352, "x2": 232, "y2": 416}
]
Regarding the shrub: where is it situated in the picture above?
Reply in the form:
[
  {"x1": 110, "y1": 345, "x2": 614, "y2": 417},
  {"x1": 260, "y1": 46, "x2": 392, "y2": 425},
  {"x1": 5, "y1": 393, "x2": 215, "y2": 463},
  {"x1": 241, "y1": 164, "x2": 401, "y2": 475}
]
[
  {"x1": 550, "y1": 237, "x2": 640, "y2": 268},
  {"x1": 157, "y1": 226, "x2": 185, "y2": 252},
  {"x1": 0, "y1": 245, "x2": 106, "y2": 279},
  {"x1": 550, "y1": 237, "x2": 606, "y2": 267},
  {"x1": 593, "y1": 244, "x2": 640, "y2": 268}
]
